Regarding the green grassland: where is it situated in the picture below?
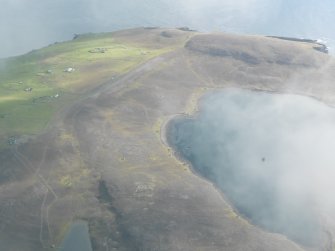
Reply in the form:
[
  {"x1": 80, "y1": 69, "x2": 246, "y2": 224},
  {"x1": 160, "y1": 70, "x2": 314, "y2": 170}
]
[{"x1": 0, "y1": 32, "x2": 174, "y2": 149}]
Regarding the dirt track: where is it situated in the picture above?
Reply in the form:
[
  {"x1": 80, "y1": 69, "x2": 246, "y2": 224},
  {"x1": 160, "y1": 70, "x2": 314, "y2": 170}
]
[{"x1": 1, "y1": 28, "x2": 335, "y2": 251}]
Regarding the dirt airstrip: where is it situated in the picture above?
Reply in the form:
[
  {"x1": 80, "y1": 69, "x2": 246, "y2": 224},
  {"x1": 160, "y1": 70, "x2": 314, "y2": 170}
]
[{"x1": 1, "y1": 28, "x2": 334, "y2": 251}]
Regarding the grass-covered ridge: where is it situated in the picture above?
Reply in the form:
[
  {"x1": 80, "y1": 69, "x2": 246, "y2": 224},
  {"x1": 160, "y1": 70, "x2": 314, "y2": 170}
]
[{"x1": 0, "y1": 30, "x2": 178, "y2": 149}]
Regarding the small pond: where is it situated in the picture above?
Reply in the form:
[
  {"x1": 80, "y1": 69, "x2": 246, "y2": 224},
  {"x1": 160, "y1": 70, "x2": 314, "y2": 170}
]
[{"x1": 59, "y1": 220, "x2": 92, "y2": 251}]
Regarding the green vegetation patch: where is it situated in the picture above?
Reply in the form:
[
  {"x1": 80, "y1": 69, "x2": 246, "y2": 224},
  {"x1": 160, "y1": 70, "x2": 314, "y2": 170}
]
[{"x1": 0, "y1": 32, "x2": 175, "y2": 149}]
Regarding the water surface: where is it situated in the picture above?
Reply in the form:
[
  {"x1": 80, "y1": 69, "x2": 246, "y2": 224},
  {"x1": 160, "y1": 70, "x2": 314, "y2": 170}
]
[
  {"x1": 2, "y1": 0, "x2": 335, "y2": 58},
  {"x1": 168, "y1": 89, "x2": 335, "y2": 246},
  {"x1": 59, "y1": 220, "x2": 92, "y2": 251}
]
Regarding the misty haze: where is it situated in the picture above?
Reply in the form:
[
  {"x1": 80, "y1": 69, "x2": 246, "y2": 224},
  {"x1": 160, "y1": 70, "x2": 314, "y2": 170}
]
[
  {"x1": 1, "y1": 1, "x2": 335, "y2": 251},
  {"x1": 1, "y1": 0, "x2": 335, "y2": 58},
  {"x1": 168, "y1": 89, "x2": 335, "y2": 247}
]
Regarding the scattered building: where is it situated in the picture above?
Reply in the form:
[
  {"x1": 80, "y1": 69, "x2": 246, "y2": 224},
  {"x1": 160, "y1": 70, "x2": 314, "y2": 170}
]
[
  {"x1": 8, "y1": 136, "x2": 17, "y2": 145},
  {"x1": 88, "y1": 47, "x2": 108, "y2": 53},
  {"x1": 33, "y1": 93, "x2": 60, "y2": 103},
  {"x1": 64, "y1": 67, "x2": 75, "y2": 73},
  {"x1": 140, "y1": 50, "x2": 150, "y2": 55},
  {"x1": 177, "y1": 27, "x2": 197, "y2": 32}
]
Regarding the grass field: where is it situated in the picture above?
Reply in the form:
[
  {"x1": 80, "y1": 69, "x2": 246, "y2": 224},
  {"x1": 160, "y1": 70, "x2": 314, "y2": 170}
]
[{"x1": 0, "y1": 32, "x2": 173, "y2": 149}]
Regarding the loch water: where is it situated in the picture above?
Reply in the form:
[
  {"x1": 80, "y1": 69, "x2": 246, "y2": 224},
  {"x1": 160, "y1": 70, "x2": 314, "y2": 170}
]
[{"x1": 167, "y1": 89, "x2": 335, "y2": 246}]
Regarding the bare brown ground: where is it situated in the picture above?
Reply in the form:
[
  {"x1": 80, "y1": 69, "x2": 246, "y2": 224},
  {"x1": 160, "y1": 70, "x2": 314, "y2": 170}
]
[{"x1": 1, "y1": 28, "x2": 334, "y2": 251}]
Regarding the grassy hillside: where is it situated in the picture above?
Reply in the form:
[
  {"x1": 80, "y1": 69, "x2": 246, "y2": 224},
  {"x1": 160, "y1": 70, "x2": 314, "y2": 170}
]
[
  {"x1": 0, "y1": 31, "x2": 180, "y2": 149},
  {"x1": 1, "y1": 28, "x2": 333, "y2": 251}
]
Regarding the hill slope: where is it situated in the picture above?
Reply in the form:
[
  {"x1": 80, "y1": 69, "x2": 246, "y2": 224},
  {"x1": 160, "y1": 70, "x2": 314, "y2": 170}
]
[{"x1": 0, "y1": 28, "x2": 334, "y2": 251}]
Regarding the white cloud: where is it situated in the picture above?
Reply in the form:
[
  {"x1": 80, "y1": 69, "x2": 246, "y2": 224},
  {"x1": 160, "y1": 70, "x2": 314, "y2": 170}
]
[{"x1": 0, "y1": 0, "x2": 334, "y2": 57}]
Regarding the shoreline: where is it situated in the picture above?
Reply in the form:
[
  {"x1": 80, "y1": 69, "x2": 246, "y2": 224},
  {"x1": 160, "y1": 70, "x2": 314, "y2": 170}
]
[{"x1": 160, "y1": 86, "x2": 328, "y2": 251}]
